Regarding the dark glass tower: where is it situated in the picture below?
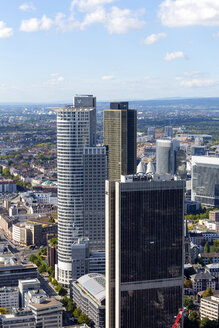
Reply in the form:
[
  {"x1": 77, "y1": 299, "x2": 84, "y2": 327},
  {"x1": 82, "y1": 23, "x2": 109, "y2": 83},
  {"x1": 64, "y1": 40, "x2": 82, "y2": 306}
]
[
  {"x1": 106, "y1": 175, "x2": 185, "y2": 328},
  {"x1": 103, "y1": 102, "x2": 137, "y2": 180}
]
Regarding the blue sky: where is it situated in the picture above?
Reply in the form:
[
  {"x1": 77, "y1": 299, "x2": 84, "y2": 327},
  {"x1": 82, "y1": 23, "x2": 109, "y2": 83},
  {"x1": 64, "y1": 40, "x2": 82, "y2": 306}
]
[{"x1": 1, "y1": 0, "x2": 219, "y2": 102}]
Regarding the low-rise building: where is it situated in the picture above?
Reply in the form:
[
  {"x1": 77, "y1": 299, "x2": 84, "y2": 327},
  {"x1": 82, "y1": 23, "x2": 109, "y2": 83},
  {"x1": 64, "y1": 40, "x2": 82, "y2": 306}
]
[
  {"x1": 72, "y1": 273, "x2": 105, "y2": 328},
  {"x1": 191, "y1": 272, "x2": 216, "y2": 292},
  {"x1": 18, "y1": 279, "x2": 41, "y2": 307},
  {"x1": 205, "y1": 264, "x2": 219, "y2": 278},
  {"x1": 0, "y1": 308, "x2": 36, "y2": 328},
  {"x1": 200, "y1": 252, "x2": 219, "y2": 265},
  {"x1": 200, "y1": 295, "x2": 219, "y2": 321},
  {"x1": 0, "y1": 262, "x2": 38, "y2": 287},
  {"x1": 0, "y1": 287, "x2": 19, "y2": 311},
  {"x1": 0, "y1": 181, "x2": 17, "y2": 193},
  {"x1": 27, "y1": 294, "x2": 63, "y2": 328},
  {"x1": 72, "y1": 240, "x2": 105, "y2": 281},
  {"x1": 209, "y1": 211, "x2": 219, "y2": 222}
]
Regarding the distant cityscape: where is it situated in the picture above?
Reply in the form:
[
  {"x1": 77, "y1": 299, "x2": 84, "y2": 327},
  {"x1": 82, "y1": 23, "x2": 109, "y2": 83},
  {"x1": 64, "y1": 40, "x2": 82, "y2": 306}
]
[{"x1": 0, "y1": 96, "x2": 219, "y2": 327}]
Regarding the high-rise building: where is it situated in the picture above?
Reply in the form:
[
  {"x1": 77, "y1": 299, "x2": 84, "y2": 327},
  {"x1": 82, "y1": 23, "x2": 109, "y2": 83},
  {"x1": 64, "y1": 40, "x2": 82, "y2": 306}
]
[
  {"x1": 106, "y1": 174, "x2": 184, "y2": 328},
  {"x1": 55, "y1": 95, "x2": 107, "y2": 286},
  {"x1": 83, "y1": 147, "x2": 107, "y2": 251},
  {"x1": 164, "y1": 126, "x2": 173, "y2": 137},
  {"x1": 147, "y1": 126, "x2": 155, "y2": 139},
  {"x1": 191, "y1": 156, "x2": 219, "y2": 207},
  {"x1": 104, "y1": 102, "x2": 137, "y2": 180},
  {"x1": 156, "y1": 138, "x2": 186, "y2": 178}
]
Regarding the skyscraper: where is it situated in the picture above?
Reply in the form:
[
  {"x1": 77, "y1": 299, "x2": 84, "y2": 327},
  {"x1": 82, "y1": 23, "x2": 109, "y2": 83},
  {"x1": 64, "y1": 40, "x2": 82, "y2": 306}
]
[
  {"x1": 106, "y1": 174, "x2": 184, "y2": 328},
  {"x1": 156, "y1": 138, "x2": 186, "y2": 178},
  {"x1": 103, "y1": 102, "x2": 137, "y2": 180},
  {"x1": 55, "y1": 95, "x2": 107, "y2": 286},
  {"x1": 164, "y1": 126, "x2": 173, "y2": 137},
  {"x1": 191, "y1": 156, "x2": 219, "y2": 207}
]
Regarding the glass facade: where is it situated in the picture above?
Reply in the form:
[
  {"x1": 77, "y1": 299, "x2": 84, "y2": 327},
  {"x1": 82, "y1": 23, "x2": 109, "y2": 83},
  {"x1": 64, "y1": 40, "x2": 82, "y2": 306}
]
[
  {"x1": 120, "y1": 188, "x2": 183, "y2": 282},
  {"x1": 103, "y1": 105, "x2": 137, "y2": 181},
  {"x1": 121, "y1": 287, "x2": 182, "y2": 328},
  {"x1": 192, "y1": 163, "x2": 219, "y2": 206}
]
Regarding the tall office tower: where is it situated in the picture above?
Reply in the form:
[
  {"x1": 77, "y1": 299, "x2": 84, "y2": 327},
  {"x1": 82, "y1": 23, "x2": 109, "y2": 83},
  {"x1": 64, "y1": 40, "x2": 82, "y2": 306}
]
[
  {"x1": 83, "y1": 146, "x2": 107, "y2": 251},
  {"x1": 104, "y1": 102, "x2": 137, "y2": 180},
  {"x1": 156, "y1": 138, "x2": 186, "y2": 178},
  {"x1": 106, "y1": 175, "x2": 184, "y2": 328},
  {"x1": 191, "y1": 156, "x2": 219, "y2": 207},
  {"x1": 164, "y1": 125, "x2": 173, "y2": 137},
  {"x1": 55, "y1": 95, "x2": 106, "y2": 286},
  {"x1": 147, "y1": 126, "x2": 155, "y2": 139}
]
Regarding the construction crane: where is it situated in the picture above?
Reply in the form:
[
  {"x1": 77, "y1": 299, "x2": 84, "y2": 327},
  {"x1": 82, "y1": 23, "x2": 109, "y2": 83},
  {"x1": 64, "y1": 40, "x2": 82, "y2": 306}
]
[{"x1": 172, "y1": 308, "x2": 184, "y2": 328}]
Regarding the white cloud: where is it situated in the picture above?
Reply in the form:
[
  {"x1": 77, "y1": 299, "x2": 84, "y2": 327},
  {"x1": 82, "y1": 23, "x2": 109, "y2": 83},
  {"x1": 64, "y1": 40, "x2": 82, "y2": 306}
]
[
  {"x1": 19, "y1": 1, "x2": 145, "y2": 35},
  {"x1": 143, "y1": 32, "x2": 167, "y2": 45},
  {"x1": 163, "y1": 51, "x2": 185, "y2": 61},
  {"x1": 184, "y1": 71, "x2": 201, "y2": 77},
  {"x1": 102, "y1": 75, "x2": 114, "y2": 80},
  {"x1": 20, "y1": 15, "x2": 53, "y2": 32},
  {"x1": 46, "y1": 75, "x2": 65, "y2": 86},
  {"x1": 159, "y1": 0, "x2": 219, "y2": 27},
  {"x1": 106, "y1": 7, "x2": 145, "y2": 34},
  {"x1": 0, "y1": 21, "x2": 13, "y2": 39},
  {"x1": 81, "y1": 6, "x2": 145, "y2": 34},
  {"x1": 180, "y1": 79, "x2": 215, "y2": 87},
  {"x1": 213, "y1": 31, "x2": 219, "y2": 38},
  {"x1": 71, "y1": 0, "x2": 115, "y2": 12},
  {"x1": 19, "y1": 2, "x2": 36, "y2": 12}
]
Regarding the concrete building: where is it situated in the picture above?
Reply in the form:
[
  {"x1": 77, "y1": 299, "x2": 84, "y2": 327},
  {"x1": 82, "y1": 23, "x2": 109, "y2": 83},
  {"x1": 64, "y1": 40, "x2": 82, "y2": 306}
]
[
  {"x1": 55, "y1": 95, "x2": 106, "y2": 286},
  {"x1": 0, "y1": 181, "x2": 17, "y2": 193},
  {"x1": 72, "y1": 239, "x2": 105, "y2": 281},
  {"x1": 164, "y1": 126, "x2": 173, "y2": 137},
  {"x1": 83, "y1": 147, "x2": 107, "y2": 251},
  {"x1": 191, "y1": 156, "x2": 219, "y2": 207},
  {"x1": 12, "y1": 224, "x2": 31, "y2": 246},
  {"x1": 27, "y1": 294, "x2": 63, "y2": 328},
  {"x1": 0, "y1": 262, "x2": 38, "y2": 287},
  {"x1": 209, "y1": 210, "x2": 219, "y2": 222},
  {"x1": 0, "y1": 287, "x2": 19, "y2": 311},
  {"x1": 147, "y1": 127, "x2": 155, "y2": 139},
  {"x1": 200, "y1": 295, "x2": 219, "y2": 321},
  {"x1": 106, "y1": 174, "x2": 185, "y2": 328},
  {"x1": 47, "y1": 235, "x2": 57, "y2": 270},
  {"x1": 156, "y1": 138, "x2": 185, "y2": 177},
  {"x1": 190, "y1": 272, "x2": 216, "y2": 292},
  {"x1": 200, "y1": 253, "x2": 219, "y2": 265},
  {"x1": 103, "y1": 102, "x2": 137, "y2": 180},
  {"x1": 191, "y1": 146, "x2": 206, "y2": 156},
  {"x1": 72, "y1": 273, "x2": 105, "y2": 328},
  {"x1": 205, "y1": 264, "x2": 219, "y2": 278},
  {"x1": 0, "y1": 308, "x2": 36, "y2": 328},
  {"x1": 18, "y1": 279, "x2": 41, "y2": 307},
  {"x1": 185, "y1": 200, "x2": 202, "y2": 214}
]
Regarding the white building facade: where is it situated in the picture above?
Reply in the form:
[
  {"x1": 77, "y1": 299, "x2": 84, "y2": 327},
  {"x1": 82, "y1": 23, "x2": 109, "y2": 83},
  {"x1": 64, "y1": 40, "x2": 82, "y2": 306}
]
[{"x1": 55, "y1": 95, "x2": 105, "y2": 286}]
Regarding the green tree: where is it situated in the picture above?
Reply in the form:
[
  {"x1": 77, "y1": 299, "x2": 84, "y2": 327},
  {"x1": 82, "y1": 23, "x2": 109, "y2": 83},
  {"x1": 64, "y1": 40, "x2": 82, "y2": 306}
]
[
  {"x1": 29, "y1": 254, "x2": 37, "y2": 262},
  {"x1": 202, "y1": 287, "x2": 213, "y2": 298},
  {"x1": 204, "y1": 242, "x2": 210, "y2": 253},
  {"x1": 188, "y1": 310, "x2": 199, "y2": 328},
  {"x1": 78, "y1": 313, "x2": 91, "y2": 326},
  {"x1": 51, "y1": 279, "x2": 58, "y2": 286},
  {"x1": 184, "y1": 280, "x2": 192, "y2": 289},
  {"x1": 200, "y1": 317, "x2": 219, "y2": 328},
  {"x1": 0, "y1": 308, "x2": 9, "y2": 314},
  {"x1": 73, "y1": 308, "x2": 82, "y2": 319},
  {"x1": 184, "y1": 296, "x2": 194, "y2": 310}
]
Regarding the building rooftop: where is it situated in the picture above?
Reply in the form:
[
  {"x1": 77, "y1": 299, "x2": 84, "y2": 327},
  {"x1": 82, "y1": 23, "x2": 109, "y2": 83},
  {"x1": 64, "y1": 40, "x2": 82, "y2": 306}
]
[
  {"x1": 77, "y1": 273, "x2": 105, "y2": 303},
  {"x1": 191, "y1": 272, "x2": 215, "y2": 280},
  {"x1": 28, "y1": 297, "x2": 63, "y2": 310}
]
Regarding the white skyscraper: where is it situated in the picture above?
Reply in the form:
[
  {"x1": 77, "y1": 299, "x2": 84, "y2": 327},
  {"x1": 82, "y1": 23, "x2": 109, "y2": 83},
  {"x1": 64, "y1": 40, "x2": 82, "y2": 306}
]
[{"x1": 55, "y1": 95, "x2": 107, "y2": 286}]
